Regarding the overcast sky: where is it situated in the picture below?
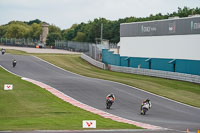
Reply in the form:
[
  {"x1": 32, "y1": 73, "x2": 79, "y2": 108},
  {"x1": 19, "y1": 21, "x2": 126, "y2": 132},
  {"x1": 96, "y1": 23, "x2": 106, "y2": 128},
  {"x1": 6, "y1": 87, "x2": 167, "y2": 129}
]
[{"x1": 0, "y1": 0, "x2": 200, "y2": 29}]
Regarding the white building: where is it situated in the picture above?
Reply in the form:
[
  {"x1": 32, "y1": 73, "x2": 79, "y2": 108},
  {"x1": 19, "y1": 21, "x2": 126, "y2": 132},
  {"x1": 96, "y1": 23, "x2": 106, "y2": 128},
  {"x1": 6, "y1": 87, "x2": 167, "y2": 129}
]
[{"x1": 119, "y1": 16, "x2": 200, "y2": 60}]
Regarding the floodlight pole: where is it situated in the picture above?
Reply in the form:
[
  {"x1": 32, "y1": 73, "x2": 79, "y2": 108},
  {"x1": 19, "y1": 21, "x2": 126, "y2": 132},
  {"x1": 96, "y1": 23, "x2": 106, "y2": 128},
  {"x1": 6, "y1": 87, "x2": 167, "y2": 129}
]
[{"x1": 101, "y1": 23, "x2": 103, "y2": 44}]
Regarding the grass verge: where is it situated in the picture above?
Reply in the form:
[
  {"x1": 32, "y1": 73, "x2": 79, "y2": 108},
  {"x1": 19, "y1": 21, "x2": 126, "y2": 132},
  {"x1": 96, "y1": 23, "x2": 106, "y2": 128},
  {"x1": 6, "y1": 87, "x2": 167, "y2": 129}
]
[{"x1": 0, "y1": 67, "x2": 141, "y2": 130}]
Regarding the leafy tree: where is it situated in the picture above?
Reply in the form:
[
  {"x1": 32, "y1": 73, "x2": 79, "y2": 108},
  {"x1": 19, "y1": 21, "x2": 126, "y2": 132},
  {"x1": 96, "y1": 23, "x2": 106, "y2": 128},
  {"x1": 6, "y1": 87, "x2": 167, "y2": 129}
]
[
  {"x1": 178, "y1": 7, "x2": 190, "y2": 17},
  {"x1": 63, "y1": 24, "x2": 78, "y2": 40},
  {"x1": 45, "y1": 25, "x2": 62, "y2": 45},
  {"x1": 26, "y1": 19, "x2": 42, "y2": 25},
  {"x1": 0, "y1": 25, "x2": 8, "y2": 37},
  {"x1": 72, "y1": 32, "x2": 86, "y2": 42},
  {"x1": 48, "y1": 25, "x2": 61, "y2": 33},
  {"x1": 5, "y1": 24, "x2": 30, "y2": 38},
  {"x1": 29, "y1": 23, "x2": 42, "y2": 40},
  {"x1": 46, "y1": 33, "x2": 62, "y2": 46}
]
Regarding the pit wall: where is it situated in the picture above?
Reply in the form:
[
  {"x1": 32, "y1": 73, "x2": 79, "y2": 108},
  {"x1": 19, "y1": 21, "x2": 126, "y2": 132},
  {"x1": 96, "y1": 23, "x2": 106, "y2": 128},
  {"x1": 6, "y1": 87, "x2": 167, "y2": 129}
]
[{"x1": 102, "y1": 49, "x2": 200, "y2": 76}]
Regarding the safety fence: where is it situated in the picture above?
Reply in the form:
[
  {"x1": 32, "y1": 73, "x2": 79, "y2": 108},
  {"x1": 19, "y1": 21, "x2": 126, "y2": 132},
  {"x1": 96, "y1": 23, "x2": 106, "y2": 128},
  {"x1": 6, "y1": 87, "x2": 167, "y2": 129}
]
[
  {"x1": 55, "y1": 40, "x2": 109, "y2": 61},
  {"x1": 81, "y1": 53, "x2": 200, "y2": 84},
  {"x1": 0, "y1": 38, "x2": 38, "y2": 47},
  {"x1": 0, "y1": 38, "x2": 114, "y2": 61},
  {"x1": 87, "y1": 44, "x2": 109, "y2": 61},
  {"x1": 55, "y1": 40, "x2": 90, "y2": 52}
]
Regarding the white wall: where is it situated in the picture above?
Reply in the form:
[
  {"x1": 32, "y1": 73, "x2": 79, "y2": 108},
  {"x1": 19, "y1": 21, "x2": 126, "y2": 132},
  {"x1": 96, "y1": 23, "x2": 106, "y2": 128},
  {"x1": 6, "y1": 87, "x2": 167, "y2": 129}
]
[{"x1": 119, "y1": 34, "x2": 200, "y2": 60}]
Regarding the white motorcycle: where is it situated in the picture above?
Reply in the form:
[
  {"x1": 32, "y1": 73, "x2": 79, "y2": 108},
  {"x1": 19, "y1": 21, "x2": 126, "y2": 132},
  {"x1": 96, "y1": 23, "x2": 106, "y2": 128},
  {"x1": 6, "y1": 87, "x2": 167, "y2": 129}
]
[
  {"x1": 1, "y1": 49, "x2": 5, "y2": 55},
  {"x1": 13, "y1": 60, "x2": 17, "y2": 67},
  {"x1": 141, "y1": 103, "x2": 150, "y2": 115}
]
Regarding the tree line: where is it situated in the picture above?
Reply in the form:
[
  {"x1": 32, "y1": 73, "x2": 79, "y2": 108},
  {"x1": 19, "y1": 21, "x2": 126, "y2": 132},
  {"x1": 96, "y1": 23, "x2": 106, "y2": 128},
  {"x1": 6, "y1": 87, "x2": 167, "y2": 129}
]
[{"x1": 0, "y1": 7, "x2": 200, "y2": 46}]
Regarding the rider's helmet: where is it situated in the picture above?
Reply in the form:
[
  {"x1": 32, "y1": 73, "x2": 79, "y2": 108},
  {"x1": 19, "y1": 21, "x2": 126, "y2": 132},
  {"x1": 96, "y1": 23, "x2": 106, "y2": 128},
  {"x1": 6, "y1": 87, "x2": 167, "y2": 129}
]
[
  {"x1": 110, "y1": 93, "x2": 114, "y2": 97},
  {"x1": 146, "y1": 98, "x2": 150, "y2": 102}
]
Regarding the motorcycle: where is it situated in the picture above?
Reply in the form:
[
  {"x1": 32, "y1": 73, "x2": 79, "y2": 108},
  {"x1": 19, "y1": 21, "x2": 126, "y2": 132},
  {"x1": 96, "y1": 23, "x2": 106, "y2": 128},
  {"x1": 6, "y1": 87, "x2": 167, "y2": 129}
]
[
  {"x1": 141, "y1": 103, "x2": 150, "y2": 115},
  {"x1": 13, "y1": 60, "x2": 17, "y2": 67},
  {"x1": 1, "y1": 50, "x2": 5, "y2": 55},
  {"x1": 106, "y1": 97, "x2": 113, "y2": 109}
]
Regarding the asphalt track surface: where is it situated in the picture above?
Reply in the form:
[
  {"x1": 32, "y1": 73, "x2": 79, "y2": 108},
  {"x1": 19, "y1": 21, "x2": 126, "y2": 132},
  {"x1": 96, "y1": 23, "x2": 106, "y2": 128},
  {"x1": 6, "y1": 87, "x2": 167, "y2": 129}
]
[{"x1": 0, "y1": 54, "x2": 200, "y2": 133}]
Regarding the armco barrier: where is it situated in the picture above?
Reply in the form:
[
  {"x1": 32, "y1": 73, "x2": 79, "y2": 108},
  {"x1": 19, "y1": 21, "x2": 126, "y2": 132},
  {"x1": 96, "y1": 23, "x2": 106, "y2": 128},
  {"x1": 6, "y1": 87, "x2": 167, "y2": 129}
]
[
  {"x1": 110, "y1": 65, "x2": 200, "y2": 84},
  {"x1": 81, "y1": 54, "x2": 200, "y2": 84},
  {"x1": 81, "y1": 53, "x2": 105, "y2": 69}
]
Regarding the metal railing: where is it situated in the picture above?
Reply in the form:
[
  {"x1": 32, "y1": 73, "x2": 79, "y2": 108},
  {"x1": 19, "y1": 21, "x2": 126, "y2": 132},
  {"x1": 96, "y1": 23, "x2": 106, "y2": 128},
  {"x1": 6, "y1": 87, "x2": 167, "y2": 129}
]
[
  {"x1": 55, "y1": 40, "x2": 90, "y2": 52},
  {"x1": 110, "y1": 65, "x2": 200, "y2": 84},
  {"x1": 0, "y1": 38, "x2": 38, "y2": 47},
  {"x1": 55, "y1": 40, "x2": 109, "y2": 61}
]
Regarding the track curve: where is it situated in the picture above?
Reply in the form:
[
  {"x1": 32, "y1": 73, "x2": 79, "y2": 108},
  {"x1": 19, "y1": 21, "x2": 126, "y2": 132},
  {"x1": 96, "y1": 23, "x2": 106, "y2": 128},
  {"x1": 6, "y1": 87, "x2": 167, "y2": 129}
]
[{"x1": 0, "y1": 54, "x2": 200, "y2": 132}]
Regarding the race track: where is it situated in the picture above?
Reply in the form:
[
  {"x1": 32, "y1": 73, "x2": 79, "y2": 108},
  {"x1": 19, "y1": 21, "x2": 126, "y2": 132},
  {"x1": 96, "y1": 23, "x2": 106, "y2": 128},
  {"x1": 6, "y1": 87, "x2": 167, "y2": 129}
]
[{"x1": 0, "y1": 54, "x2": 200, "y2": 132}]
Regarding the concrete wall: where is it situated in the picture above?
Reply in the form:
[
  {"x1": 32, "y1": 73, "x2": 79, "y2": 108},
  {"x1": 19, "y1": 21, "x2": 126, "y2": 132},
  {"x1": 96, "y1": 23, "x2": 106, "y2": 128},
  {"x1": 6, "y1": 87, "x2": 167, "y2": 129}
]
[
  {"x1": 120, "y1": 56, "x2": 129, "y2": 67},
  {"x1": 81, "y1": 53, "x2": 105, "y2": 69},
  {"x1": 176, "y1": 59, "x2": 200, "y2": 75},
  {"x1": 102, "y1": 49, "x2": 120, "y2": 66},
  {"x1": 102, "y1": 49, "x2": 200, "y2": 76},
  {"x1": 129, "y1": 57, "x2": 149, "y2": 69},
  {"x1": 151, "y1": 58, "x2": 174, "y2": 72},
  {"x1": 110, "y1": 65, "x2": 200, "y2": 84}
]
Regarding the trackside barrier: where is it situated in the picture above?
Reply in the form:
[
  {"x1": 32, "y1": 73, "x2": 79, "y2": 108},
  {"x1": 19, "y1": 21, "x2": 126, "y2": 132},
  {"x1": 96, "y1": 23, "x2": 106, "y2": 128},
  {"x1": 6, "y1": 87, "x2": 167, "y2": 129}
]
[
  {"x1": 81, "y1": 54, "x2": 200, "y2": 84},
  {"x1": 110, "y1": 65, "x2": 200, "y2": 84},
  {"x1": 81, "y1": 53, "x2": 105, "y2": 70}
]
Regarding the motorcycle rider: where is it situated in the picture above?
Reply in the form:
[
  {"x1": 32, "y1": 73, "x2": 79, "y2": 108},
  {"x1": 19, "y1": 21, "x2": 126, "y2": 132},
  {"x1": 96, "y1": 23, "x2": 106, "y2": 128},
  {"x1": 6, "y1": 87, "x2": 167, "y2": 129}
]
[
  {"x1": 106, "y1": 93, "x2": 115, "y2": 103},
  {"x1": 12, "y1": 59, "x2": 17, "y2": 67},
  {"x1": 141, "y1": 98, "x2": 152, "y2": 111},
  {"x1": 1, "y1": 48, "x2": 5, "y2": 55}
]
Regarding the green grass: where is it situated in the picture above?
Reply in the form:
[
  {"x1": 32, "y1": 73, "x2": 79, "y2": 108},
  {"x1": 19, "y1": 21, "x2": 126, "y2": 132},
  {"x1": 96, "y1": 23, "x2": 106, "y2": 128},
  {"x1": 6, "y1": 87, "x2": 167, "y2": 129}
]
[
  {"x1": 5, "y1": 49, "x2": 28, "y2": 55},
  {"x1": 0, "y1": 67, "x2": 141, "y2": 130}
]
